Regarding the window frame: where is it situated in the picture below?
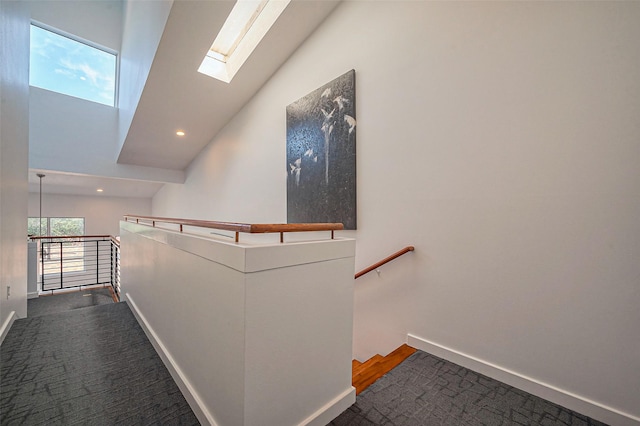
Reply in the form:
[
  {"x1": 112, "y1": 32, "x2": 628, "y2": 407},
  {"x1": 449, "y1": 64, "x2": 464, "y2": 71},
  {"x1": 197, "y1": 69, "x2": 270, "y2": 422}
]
[
  {"x1": 28, "y1": 216, "x2": 86, "y2": 237},
  {"x1": 29, "y1": 21, "x2": 119, "y2": 107}
]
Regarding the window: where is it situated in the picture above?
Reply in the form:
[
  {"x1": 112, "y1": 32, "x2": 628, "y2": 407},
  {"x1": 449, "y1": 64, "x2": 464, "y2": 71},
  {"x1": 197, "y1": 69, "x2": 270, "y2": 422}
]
[
  {"x1": 198, "y1": 0, "x2": 290, "y2": 83},
  {"x1": 29, "y1": 23, "x2": 117, "y2": 106},
  {"x1": 28, "y1": 217, "x2": 85, "y2": 237},
  {"x1": 29, "y1": 218, "x2": 87, "y2": 278},
  {"x1": 27, "y1": 218, "x2": 48, "y2": 237}
]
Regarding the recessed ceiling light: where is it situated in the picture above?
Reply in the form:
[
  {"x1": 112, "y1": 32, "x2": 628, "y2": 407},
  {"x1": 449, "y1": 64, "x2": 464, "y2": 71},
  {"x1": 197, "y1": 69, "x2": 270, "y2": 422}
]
[
  {"x1": 96, "y1": 188, "x2": 104, "y2": 192},
  {"x1": 176, "y1": 131, "x2": 185, "y2": 136}
]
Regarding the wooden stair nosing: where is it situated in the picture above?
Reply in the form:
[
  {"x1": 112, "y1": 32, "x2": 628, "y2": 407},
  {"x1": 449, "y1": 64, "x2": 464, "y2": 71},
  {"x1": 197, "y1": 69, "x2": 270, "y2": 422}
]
[
  {"x1": 354, "y1": 375, "x2": 381, "y2": 394},
  {"x1": 377, "y1": 344, "x2": 417, "y2": 371},
  {"x1": 351, "y1": 344, "x2": 417, "y2": 395},
  {"x1": 352, "y1": 354, "x2": 383, "y2": 377}
]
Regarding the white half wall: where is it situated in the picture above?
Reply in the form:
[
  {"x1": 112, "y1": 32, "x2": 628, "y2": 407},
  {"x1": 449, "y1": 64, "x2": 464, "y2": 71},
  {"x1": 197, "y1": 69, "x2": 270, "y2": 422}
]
[
  {"x1": 28, "y1": 192, "x2": 151, "y2": 236},
  {"x1": 120, "y1": 221, "x2": 355, "y2": 426},
  {"x1": 0, "y1": 0, "x2": 30, "y2": 330},
  {"x1": 152, "y1": 1, "x2": 640, "y2": 423}
]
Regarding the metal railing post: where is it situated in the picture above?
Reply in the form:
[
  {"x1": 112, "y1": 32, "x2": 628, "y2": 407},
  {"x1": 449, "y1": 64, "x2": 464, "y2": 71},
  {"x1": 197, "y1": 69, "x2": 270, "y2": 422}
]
[
  {"x1": 110, "y1": 241, "x2": 114, "y2": 290},
  {"x1": 59, "y1": 241, "x2": 63, "y2": 290},
  {"x1": 109, "y1": 238, "x2": 120, "y2": 302},
  {"x1": 40, "y1": 241, "x2": 46, "y2": 291},
  {"x1": 96, "y1": 240, "x2": 99, "y2": 284}
]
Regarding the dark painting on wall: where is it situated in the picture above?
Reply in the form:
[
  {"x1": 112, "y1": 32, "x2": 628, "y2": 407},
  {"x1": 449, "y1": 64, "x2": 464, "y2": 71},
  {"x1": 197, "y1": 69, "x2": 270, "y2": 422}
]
[{"x1": 286, "y1": 70, "x2": 356, "y2": 229}]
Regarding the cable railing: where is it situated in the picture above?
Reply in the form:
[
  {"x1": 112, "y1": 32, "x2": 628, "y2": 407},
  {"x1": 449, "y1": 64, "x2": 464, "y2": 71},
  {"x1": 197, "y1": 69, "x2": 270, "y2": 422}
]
[
  {"x1": 123, "y1": 214, "x2": 344, "y2": 243},
  {"x1": 110, "y1": 236, "x2": 120, "y2": 301},
  {"x1": 355, "y1": 246, "x2": 415, "y2": 279},
  {"x1": 29, "y1": 235, "x2": 120, "y2": 300}
]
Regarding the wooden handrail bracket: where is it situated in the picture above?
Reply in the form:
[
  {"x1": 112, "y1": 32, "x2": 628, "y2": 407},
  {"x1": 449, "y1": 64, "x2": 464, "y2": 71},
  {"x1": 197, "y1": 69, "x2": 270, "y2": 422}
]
[
  {"x1": 355, "y1": 246, "x2": 414, "y2": 279},
  {"x1": 123, "y1": 214, "x2": 343, "y2": 243}
]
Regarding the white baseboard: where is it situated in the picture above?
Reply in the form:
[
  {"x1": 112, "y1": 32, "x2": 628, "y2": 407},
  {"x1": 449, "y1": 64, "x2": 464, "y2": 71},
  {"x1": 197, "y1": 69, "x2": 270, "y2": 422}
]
[
  {"x1": 408, "y1": 334, "x2": 640, "y2": 426},
  {"x1": 126, "y1": 293, "x2": 218, "y2": 426},
  {"x1": 0, "y1": 311, "x2": 17, "y2": 346},
  {"x1": 127, "y1": 292, "x2": 354, "y2": 426},
  {"x1": 27, "y1": 292, "x2": 39, "y2": 299},
  {"x1": 302, "y1": 386, "x2": 355, "y2": 426}
]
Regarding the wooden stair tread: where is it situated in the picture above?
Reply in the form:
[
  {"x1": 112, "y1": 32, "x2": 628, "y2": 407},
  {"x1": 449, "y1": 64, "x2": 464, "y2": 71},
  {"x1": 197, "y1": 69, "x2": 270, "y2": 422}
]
[
  {"x1": 352, "y1": 344, "x2": 417, "y2": 395},
  {"x1": 352, "y1": 354, "x2": 383, "y2": 377},
  {"x1": 353, "y1": 361, "x2": 386, "y2": 394},
  {"x1": 377, "y1": 344, "x2": 417, "y2": 371}
]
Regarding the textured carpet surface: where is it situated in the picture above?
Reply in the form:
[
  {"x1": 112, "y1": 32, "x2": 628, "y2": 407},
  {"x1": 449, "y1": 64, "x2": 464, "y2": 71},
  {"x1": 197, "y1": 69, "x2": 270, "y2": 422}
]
[
  {"x1": 329, "y1": 351, "x2": 607, "y2": 426},
  {"x1": 27, "y1": 287, "x2": 115, "y2": 318},
  {"x1": 1, "y1": 302, "x2": 199, "y2": 425},
  {"x1": 4, "y1": 296, "x2": 609, "y2": 426}
]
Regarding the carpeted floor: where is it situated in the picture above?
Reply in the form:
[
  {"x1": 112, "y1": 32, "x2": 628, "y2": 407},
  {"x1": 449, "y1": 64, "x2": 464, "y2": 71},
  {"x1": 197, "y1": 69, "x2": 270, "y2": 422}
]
[
  {"x1": 27, "y1": 287, "x2": 115, "y2": 318},
  {"x1": 329, "y1": 351, "x2": 607, "y2": 426},
  {"x1": 0, "y1": 302, "x2": 199, "y2": 425},
  {"x1": 2, "y1": 293, "x2": 609, "y2": 426}
]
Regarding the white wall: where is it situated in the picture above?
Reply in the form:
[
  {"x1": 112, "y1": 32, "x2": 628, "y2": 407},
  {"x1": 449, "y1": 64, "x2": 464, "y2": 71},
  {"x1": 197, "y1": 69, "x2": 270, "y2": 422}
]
[
  {"x1": 28, "y1": 87, "x2": 183, "y2": 183},
  {"x1": 121, "y1": 221, "x2": 355, "y2": 425},
  {"x1": 117, "y1": 0, "x2": 173, "y2": 156},
  {"x1": 153, "y1": 1, "x2": 640, "y2": 424},
  {"x1": 29, "y1": 0, "x2": 123, "y2": 51},
  {"x1": 0, "y1": 0, "x2": 30, "y2": 332},
  {"x1": 28, "y1": 0, "x2": 183, "y2": 184},
  {"x1": 29, "y1": 193, "x2": 151, "y2": 236}
]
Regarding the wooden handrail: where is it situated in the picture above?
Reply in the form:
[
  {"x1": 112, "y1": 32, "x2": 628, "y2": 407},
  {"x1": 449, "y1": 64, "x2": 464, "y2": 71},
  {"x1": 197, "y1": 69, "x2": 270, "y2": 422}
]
[
  {"x1": 29, "y1": 235, "x2": 112, "y2": 240},
  {"x1": 123, "y1": 214, "x2": 344, "y2": 243},
  {"x1": 355, "y1": 246, "x2": 414, "y2": 279},
  {"x1": 29, "y1": 234, "x2": 120, "y2": 248}
]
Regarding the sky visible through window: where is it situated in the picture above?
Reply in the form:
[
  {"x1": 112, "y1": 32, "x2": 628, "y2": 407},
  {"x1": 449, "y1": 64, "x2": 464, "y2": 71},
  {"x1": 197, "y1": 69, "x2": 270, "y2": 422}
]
[{"x1": 30, "y1": 24, "x2": 116, "y2": 107}]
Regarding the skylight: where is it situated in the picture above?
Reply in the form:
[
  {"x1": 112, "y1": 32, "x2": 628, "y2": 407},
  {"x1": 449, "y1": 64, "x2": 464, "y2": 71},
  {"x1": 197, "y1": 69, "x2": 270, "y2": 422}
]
[
  {"x1": 198, "y1": 0, "x2": 291, "y2": 83},
  {"x1": 29, "y1": 23, "x2": 117, "y2": 107}
]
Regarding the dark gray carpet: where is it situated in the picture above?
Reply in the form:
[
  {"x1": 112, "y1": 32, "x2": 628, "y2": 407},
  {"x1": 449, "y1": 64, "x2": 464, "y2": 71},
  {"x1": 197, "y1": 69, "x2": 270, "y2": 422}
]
[
  {"x1": 27, "y1": 287, "x2": 115, "y2": 318},
  {"x1": 4, "y1": 298, "x2": 608, "y2": 426},
  {"x1": 1, "y1": 302, "x2": 199, "y2": 425},
  {"x1": 329, "y1": 351, "x2": 607, "y2": 426}
]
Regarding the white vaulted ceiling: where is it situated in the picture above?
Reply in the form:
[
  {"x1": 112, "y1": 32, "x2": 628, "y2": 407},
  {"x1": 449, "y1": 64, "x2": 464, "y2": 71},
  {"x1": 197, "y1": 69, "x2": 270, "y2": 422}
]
[
  {"x1": 28, "y1": 170, "x2": 165, "y2": 198},
  {"x1": 29, "y1": 0, "x2": 340, "y2": 196},
  {"x1": 117, "y1": 0, "x2": 340, "y2": 171}
]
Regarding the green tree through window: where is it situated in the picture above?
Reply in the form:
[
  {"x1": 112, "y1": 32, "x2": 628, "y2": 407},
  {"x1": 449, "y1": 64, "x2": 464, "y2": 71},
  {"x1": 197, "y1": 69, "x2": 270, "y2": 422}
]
[
  {"x1": 28, "y1": 217, "x2": 84, "y2": 237},
  {"x1": 50, "y1": 218, "x2": 84, "y2": 236},
  {"x1": 27, "y1": 218, "x2": 48, "y2": 236}
]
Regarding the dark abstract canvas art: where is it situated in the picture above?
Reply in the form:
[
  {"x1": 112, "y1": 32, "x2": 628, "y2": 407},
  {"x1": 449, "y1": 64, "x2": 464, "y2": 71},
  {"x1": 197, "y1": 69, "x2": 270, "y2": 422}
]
[{"x1": 286, "y1": 70, "x2": 356, "y2": 229}]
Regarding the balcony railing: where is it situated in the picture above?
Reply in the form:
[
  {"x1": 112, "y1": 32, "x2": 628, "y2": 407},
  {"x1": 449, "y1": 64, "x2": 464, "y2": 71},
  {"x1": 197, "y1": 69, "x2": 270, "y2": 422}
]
[
  {"x1": 29, "y1": 235, "x2": 120, "y2": 300},
  {"x1": 123, "y1": 214, "x2": 344, "y2": 243},
  {"x1": 110, "y1": 236, "x2": 120, "y2": 300}
]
